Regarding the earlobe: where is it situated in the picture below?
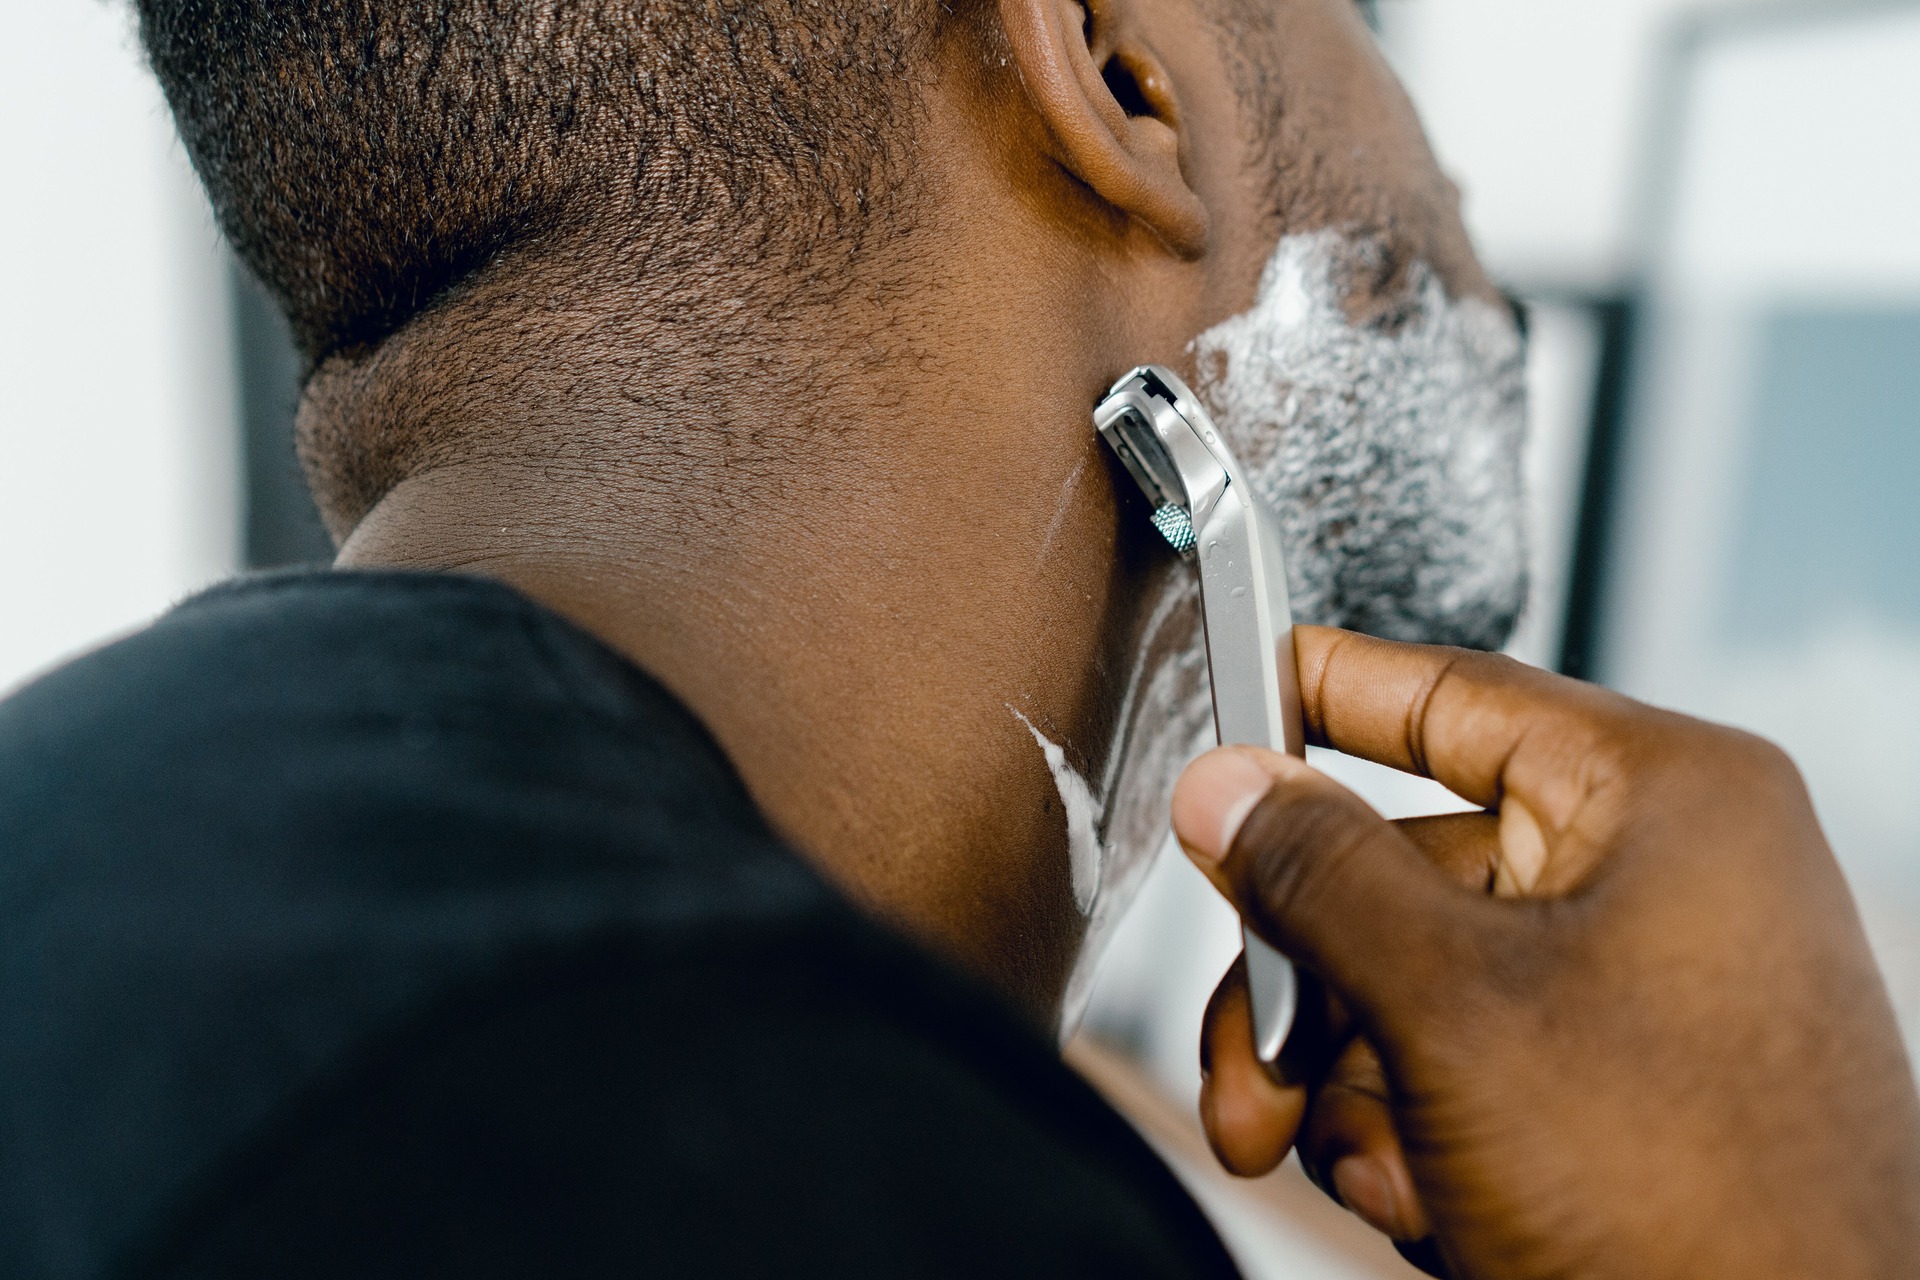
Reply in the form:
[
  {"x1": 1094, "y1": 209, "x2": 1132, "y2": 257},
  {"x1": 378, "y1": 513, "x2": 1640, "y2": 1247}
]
[{"x1": 997, "y1": 0, "x2": 1209, "y2": 259}]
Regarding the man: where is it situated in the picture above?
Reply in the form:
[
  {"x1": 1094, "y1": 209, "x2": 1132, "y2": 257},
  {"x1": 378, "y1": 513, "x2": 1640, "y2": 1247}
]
[{"x1": 1, "y1": 1, "x2": 1913, "y2": 1278}]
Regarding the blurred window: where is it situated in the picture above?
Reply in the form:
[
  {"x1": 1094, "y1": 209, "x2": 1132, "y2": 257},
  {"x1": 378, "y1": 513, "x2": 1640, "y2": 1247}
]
[
  {"x1": 1723, "y1": 306, "x2": 1920, "y2": 647},
  {"x1": 1595, "y1": 0, "x2": 1920, "y2": 1054}
]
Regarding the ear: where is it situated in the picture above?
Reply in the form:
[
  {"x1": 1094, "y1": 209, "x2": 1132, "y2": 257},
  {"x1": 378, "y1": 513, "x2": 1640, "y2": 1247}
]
[{"x1": 997, "y1": 0, "x2": 1209, "y2": 259}]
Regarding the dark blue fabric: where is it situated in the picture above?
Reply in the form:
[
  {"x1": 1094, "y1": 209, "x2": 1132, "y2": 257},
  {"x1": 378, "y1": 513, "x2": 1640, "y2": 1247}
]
[{"x1": 0, "y1": 570, "x2": 1237, "y2": 1280}]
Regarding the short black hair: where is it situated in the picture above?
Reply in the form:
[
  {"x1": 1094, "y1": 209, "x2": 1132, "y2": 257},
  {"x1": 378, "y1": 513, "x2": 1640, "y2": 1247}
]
[{"x1": 136, "y1": 0, "x2": 941, "y2": 366}]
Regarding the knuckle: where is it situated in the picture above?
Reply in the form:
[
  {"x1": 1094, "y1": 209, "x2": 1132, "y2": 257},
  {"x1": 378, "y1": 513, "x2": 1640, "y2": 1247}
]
[
  {"x1": 1566, "y1": 683, "x2": 1663, "y2": 760},
  {"x1": 1516, "y1": 708, "x2": 1645, "y2": 826},
  {"x1": 1708, "y1": 728, "x2": 1816, "y2": 827},
  {"x1": 1401, "y1": 651, "x2": 1469, "y2": 775},
  {"x1": 1663, "y1": 719, "x2": 1809, "y2": 801},
  {"x1": 1567, "y1": 713, "x2": 1640, "y2": 776},
  {"x1": 1577, "y1": 690, "x2": 1793, "y2": 786},
  {"x1": 1721, "y1": 727, "x2": 1802, "y2": 784},
  {"x1": 1546, "y1": 690, "x2": 1714, "y2": 804}
]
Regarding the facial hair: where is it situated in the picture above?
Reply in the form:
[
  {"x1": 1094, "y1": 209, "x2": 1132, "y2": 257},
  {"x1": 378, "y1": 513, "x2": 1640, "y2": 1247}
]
[{"x1": 1055, "y1": 228, "x2": 1531, "y2": 1036}]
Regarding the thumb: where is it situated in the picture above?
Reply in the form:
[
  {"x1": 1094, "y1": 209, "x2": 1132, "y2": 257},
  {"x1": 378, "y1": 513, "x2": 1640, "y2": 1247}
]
[{"x1": 1172, "y1": 747, "x2": 1501, "y2": 1035}]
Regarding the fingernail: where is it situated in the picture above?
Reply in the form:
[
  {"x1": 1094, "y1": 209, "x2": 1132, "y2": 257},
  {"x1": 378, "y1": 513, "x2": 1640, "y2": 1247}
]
[
  {"x1": 1173, "y1": 749, "x2": 1275, "y2": 867},
  {"x1": 1332, "y1": 1156, "x2": 1405, "y2": 1238}
]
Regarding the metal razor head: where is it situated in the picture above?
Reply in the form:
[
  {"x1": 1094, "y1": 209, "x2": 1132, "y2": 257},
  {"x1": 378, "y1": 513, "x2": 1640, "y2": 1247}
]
[
  {"x1": 1095, "y1": 403, "x2": 1190, "y2": 556},
  {"x1": 1092, "y1": 367, "x2": 1222, "y2": 561}
]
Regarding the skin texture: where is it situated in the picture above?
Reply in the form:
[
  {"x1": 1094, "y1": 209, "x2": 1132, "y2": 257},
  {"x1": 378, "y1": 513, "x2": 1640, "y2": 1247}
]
[
  {"x1": 1174, "y1": 628, "x2": 1920, "y2": 1278},
  {"x1": 334, "y1": 0, "x2": 1491, "y2": 1027},
  {"x1": 261, "y1": 1, "x2": 1920, "y2": 1266}
]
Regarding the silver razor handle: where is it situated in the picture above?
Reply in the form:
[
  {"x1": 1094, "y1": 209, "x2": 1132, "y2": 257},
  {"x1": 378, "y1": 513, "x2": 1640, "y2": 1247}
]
[{"x1": 1094, "y1": 365, "x2": 1305, "y2": 1064}]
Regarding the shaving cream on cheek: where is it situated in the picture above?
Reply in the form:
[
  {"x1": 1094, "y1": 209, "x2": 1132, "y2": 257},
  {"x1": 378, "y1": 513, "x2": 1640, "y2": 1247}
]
[
  {"x1": 1193, "y1": 228, "x2": 1530, "y2": 648},
  {"x1": 1048, "y1": 229, "x2": 1531, "y2": 1038}
]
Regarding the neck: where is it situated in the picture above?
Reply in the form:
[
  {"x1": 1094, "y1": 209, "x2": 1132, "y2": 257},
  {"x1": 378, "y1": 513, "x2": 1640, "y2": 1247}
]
[{"x1": 334, "y1": 286, "x2": 1141, "y2": 1027}]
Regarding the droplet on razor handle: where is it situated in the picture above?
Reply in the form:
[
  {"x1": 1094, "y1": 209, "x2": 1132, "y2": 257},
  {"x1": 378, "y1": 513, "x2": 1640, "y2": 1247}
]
[{"x1": 1244, "y1": 930, "x2": 1297, "y2": 1063}]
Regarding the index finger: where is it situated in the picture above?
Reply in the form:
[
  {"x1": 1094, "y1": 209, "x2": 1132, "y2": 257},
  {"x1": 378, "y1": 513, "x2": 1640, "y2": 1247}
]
[{"x1": 1292, "y1": 626, "x2": 1651, "y2": 825}]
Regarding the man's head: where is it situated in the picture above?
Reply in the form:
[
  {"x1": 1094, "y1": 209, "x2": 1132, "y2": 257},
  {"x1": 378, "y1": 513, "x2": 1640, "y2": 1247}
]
[
  {"x1": 139, "y1": 0, "x2": 948, "y2": 532},
  {"x1": 139, "y1": 0, "x2": 1489, "y2": 528},
  {"x1": 138, "y1": 0, "x2": 1526, "y2": 1024}
]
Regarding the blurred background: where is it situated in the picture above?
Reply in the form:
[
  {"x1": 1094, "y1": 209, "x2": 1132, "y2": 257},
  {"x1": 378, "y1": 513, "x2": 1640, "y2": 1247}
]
[{"x1": 4, "y1": 1, "x2": 1917, "y2": 1276}]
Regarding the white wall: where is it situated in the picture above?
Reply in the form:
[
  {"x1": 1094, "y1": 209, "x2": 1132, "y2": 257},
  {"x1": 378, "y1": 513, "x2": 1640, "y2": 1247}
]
[
  {"x1": 0, "y1": 2, "x2": 236, "y2": 696},
  {"x1": 1377, "y1": 0, "x2": 1765, "y2": 290}
]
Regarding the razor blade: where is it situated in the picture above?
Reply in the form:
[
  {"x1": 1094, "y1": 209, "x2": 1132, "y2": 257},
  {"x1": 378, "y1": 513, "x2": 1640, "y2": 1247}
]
[{"x1": 1094, "y1": 365, "x2": 1305, "y2": 1065}]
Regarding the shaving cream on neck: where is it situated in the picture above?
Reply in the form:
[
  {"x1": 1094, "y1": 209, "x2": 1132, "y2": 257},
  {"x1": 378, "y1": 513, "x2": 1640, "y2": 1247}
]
[
  {"x1": 1051, "y1": 229, "x2": 1531, "y2": 1036},
  {"x1": 1012, "y1": 709, "x2": 1103, "y2": 915}
]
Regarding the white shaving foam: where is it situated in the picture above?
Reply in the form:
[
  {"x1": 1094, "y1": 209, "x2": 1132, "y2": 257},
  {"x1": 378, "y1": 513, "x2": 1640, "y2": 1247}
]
[
  {"x1": 1193, "y1": 228, "x2": 1529, "y2": 647},
  {"x1": 1054, "y1": 229, "x2": 1531, "y2": 1039},
  {"x1": 1012, "y1": 709, "x2": 1105, "y2": 916}
]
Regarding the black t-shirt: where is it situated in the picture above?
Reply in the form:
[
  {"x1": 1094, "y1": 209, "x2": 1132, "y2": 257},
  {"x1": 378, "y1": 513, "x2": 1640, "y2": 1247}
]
[{"x1": 0, "y1": 571, "x2": 1238, "y2": 1279}]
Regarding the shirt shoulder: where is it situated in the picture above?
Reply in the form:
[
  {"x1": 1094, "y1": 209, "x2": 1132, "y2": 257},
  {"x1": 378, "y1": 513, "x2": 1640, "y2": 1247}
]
[
  {"x1": 0, "y1": 571, "x2": 831, "y2": 1276},
  {"x1": 0, "y1": 571, "x2": 1236, "y2": 1280}
]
